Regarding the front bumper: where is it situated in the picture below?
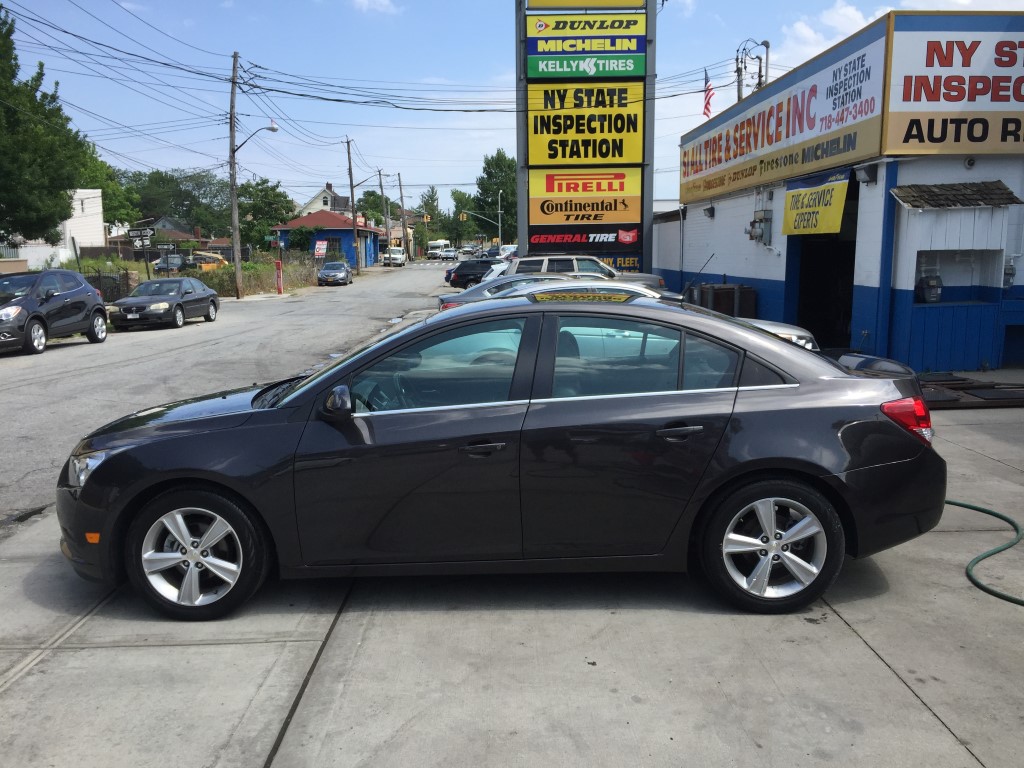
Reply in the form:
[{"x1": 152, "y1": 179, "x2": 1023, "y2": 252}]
[
  {"x1": 0, "y1": 321, "x2": 25, "y2": 349},
  {"x1": 110, "y1": 308, "x2": 174, "y2": 327},
  {"x1": 55, "y1": 477, "x2": 121, "y2": 585},
  {"x1": 318, "y1": 274, "x2": 349, "y2": 284}
]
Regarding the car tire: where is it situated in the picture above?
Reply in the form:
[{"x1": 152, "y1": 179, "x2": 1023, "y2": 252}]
[
  {"x1": 124, "y1": 488, "x2": 269, "y2": 621},
  {"x1": 22, "y1": 318, "x2": 46, "y2": 354},
  {"x1": 464, "y1": 279, "x2": 479, "y2": 288},
  {"x1": 699, "y1": 479, "x2": 844, "y2": 614},
  {"x1": 171, "y1": 306, "x2": 185, "y2": 328},
  {"x1": 204, "y1": 302, "x2": 217, "y2": 322},
  {"x1": 86, "y1": 312, "x2": 108, "y2": 343}
]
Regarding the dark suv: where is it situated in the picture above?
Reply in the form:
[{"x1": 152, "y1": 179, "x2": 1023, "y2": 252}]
[
  {"x1": 448, "y1": 258, "x2": 504, "y2": 289},
  {"x1": 0, "y1": 270, "x2": 108, "y2": 354}
]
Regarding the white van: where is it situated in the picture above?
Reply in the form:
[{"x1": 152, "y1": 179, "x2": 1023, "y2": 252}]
[{"x1": 381, "y1": 247, "x2": 407, "y2": 267}]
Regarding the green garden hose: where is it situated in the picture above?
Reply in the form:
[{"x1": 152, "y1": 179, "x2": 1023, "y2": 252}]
[{"x1": 945, "y1": 500, "x2": 1024, "y2": 607}]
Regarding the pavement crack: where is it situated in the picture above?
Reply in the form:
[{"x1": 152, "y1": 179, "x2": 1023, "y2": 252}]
[{"x1": 823, "y1": 598, "x2": 987, "y2": 767}]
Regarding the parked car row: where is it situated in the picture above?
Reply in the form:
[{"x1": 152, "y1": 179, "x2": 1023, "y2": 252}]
[{"x1": 1, "y1": 269, "x2": 220, "y2": 355}]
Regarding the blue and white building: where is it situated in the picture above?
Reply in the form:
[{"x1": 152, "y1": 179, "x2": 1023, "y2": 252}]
[{"x1": 655, "y1": 11, "x2": 1024, "y2": 370}]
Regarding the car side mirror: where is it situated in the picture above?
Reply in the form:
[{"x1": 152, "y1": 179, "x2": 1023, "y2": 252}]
[
  {"x1": 43, "y1": 289, "x2": 56, "y2": 301},
  {"x1": 184, "y1": 288, "x2": 194, "y2": 295},
  {"x1": 321, "y1": 384, "x2": 353, "y2": 422}
]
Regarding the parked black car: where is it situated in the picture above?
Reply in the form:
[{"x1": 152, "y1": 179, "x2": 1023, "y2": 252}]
[
  {"x1": 0, "y1": 269, "x2": 107, "y2": 355},
  {"x1": 109, "y1": 277, "x2": 219, "y2": 330},
  {"x1": 317, "y1": 261, "x2": 353, "y2": 286},
  {"x1": 56, "y1": 294, "x2": 946, "y2": 620},
  {"x1": 447, "y1": 257, "x2": 505, "y2": 289},
  {"x1": 152, "y1": 254, "x2": 193, "y2": 274}
]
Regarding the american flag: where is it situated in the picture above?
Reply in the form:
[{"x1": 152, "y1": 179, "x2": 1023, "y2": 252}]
[{"x1": 703, "y1": 69, "x2": 714, "y2": 118}]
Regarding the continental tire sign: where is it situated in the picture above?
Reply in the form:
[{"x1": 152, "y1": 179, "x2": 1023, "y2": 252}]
[{"x1": 529, "y1": 168, "x2": 641, "y2": 225}]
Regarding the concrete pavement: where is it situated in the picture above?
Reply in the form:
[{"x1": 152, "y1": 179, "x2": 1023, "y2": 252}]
[{"x1": 1, "y1": 311, "x2": 1021, "y2": 765}]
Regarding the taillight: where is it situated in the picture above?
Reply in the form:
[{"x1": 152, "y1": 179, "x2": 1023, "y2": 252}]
[
  {"x1": 881, "y1": 396, "x2": 934, "y2": 444},
  {"x1": 439, "y1": 302, "x2": 459, "y2": 311}
]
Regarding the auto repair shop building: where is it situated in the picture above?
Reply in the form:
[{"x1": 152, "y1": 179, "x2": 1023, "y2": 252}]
[{"x1": 659, "y1": 11, "x2": 1024, "y2": 371}]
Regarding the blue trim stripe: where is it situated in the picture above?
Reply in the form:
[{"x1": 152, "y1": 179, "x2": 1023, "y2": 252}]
[{"x1": 893, "y1": 14, "x2": 1024, "y2": 33}]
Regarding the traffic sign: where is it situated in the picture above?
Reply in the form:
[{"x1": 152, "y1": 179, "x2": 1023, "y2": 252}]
[
  {"x1": 156, "y1": 243, "x2": 175, "y2": 250},
  {"x1": 128, "y1": 228, "x2": 155, "y2": 238}
]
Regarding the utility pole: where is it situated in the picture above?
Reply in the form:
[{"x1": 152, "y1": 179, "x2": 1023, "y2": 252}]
[
  {"x1": 735, "y1": 50, "x2": 744, "y2": 102},
  {"x1": 345, "y1": 138, "x2": 360, "y2": 274},
  {"x1": 398, "y1": 172, "x2": 410, "y2": 261},
  {"x1": 378, "y1": 169, "x2": 391, "y2": 253},
  {"x1": 229, "y1": 50, "x2": 243, "y2": 299}
]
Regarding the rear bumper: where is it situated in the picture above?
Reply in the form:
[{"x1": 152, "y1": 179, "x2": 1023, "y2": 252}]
[{"x1": 828, "y1": 446, "x2": 948, "y2": 558}]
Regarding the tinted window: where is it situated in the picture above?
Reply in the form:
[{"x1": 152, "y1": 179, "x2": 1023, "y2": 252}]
[
  {"x1": 37, "y1": 274, "x2": 60, "y2": 296},
  {"x1": 517, "y1": 260, "x2": 543, "y2": 273},
  {"x1": 739, "y1": 357, "x2": 786, "y2": 387},
  {"x1": 58, "y1": 274, "x2": 82, "y2": 291},
  {"x1": 548, "y1": 258, "x2": 574, "y2": 273},
  {"x1": 552, "y1": 317, "x2": 681, "y2": 398},
  {"x1": 682, "y1": 335, "x2": 740, "y2": 391},
  {"x1": 351, "y1": 318, "x2": 526, "y2": 412}
]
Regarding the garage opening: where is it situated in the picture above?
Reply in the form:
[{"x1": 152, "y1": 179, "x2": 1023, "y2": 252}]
[{"x1": 794, "y1": 176, "x2": 859, "y2": 350}]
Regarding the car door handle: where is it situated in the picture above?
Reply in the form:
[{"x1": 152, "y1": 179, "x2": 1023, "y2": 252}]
[
  {"x1": 459, "y1": 442, "x2": 507, "y2": 457},
  {"x1": 656, "y1": 426, "x2": 703, "y2": 442}
]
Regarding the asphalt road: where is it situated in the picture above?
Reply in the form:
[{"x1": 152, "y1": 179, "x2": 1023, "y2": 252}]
[
  {"x1": 1, "y1": 264, "x2": 1022, "y2": 767},
  {"x1": 0, "y1": 262, "x2": 444, "y2": 531}
]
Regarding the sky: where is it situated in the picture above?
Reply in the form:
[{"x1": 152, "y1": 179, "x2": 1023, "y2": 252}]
[{"x1": 11, "y1": 0, "x2": 1024, "y2": 215}]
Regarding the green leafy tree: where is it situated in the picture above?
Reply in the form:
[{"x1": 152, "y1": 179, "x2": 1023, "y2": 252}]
[
  {"x1": 355, "y1": 190, "x2": 400, "y2": 229},
  {"x1": 237, "y1": 178, "x2": 294, "y2": 250},
  {"x1": 474, "y1": 148, "x2": 517, "y2": 244},
  {"x1": 78, "y1": 145, "x2": 141, "y2": 227},
  {"x1": 118, "y1": 168, "x2": 230, "y2": 236},
  {"x1": 0, "y1": 7, "x2": 92, "y2": 244},
  {"x1": 450, "y1": 188, "x2": 478, "y2": 245},
  {"x1": 287, "y1": 225, "x2": 323, "y2": 252}
]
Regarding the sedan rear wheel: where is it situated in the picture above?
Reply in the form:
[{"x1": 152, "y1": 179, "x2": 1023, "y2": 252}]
[
  {"x1": 700, "y1": 479, "x2": 844, "y2": 613},
  {"x1": 171, "y1": 305, "x2": 185, "y2": 328},
  {"x1": 125, "y1": 489, "x2": 268, "y2": 620}
]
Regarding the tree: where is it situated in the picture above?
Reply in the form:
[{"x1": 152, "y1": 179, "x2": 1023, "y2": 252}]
[
  {"x1": 118, "y1": 168, "x2": 231, "y2": 236},
  {"x1": 0, "y1": 7, "x2": 92, "y2": 244},
  {"x1": 78, "y1": 146, "x2": 141, "y2": 227},
  {"x1": 355, "y1": 190, "x2": 399, "y2": 229},
  {"x1": 474, "y1": 148, "x2": 517, "y2": 244},
  {"x1": 450, "y1": 189, "x2": 478, "y2": 245},
  {"x1": 237, "y1": 178, "x2": 294, "y2": 250}
]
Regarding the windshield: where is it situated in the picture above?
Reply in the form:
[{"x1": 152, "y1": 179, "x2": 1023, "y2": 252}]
[
  {"x1": 274, "y1": 319, "x2": 428, "y2": 407},
  {"x1": 323, "y1": 262, "x2": 347, "y2": 270},
  {"x1": 0, "y1": 274, "x2": 37, "y2": 302},
  {"x1": 131, "y1": 280, "x2": 181, "y2": 297},
  {"x1": 388, "y1": 248, "x2": 404, "y2": 256}
]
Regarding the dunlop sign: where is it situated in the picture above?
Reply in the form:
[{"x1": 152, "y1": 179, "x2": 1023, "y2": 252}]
[
  {"x1": 781, "y1": 171, "x2": 850, "y2": 235},
  {"x1": 527, "y1": 13, "x2": 646, "y2": 79},
  {"x1": 528, "y1": 82, "x2": 645, "y2": 165},
  {"x1": 529, "y1": 168, "x2": 642, "y2": 225}
]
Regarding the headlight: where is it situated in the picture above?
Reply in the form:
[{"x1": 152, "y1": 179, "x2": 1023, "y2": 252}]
[
  {"x1": 68, "y1": 450, "x2": 112, "y2": 488},
  {"x1": 107, "y1": 305, "x2": 120, "y2": 314},
  {"x1": 0, "y1": 306, "x2": 24, "y2": 322},
  {"x1": 150, "y1": 302, "x2": 170, "y2": 311}
]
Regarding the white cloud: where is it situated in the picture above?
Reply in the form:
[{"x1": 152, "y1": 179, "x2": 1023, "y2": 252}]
[
  {"x1": 773, "y1": 1, "x2": 891, "y2": 72},
  {"x1": 352, "y1": 0, "x2": 401, "y2": 14}
]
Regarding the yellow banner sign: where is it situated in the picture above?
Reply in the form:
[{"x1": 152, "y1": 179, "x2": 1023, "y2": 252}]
[
  {"x1": 781, "y1": 171, "x2": 850, "y2": 235},
  {"x1": 528, "y1": 81, "x2": 644, "y2": 166}
]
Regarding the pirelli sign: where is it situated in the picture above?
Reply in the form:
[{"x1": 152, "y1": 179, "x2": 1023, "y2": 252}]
[
  {"x1": 529, "y1": 168, "x2": 641, "y2": 225},
  {"x1": 522, "y1": 1, "x2": 648, "y2": 262}
]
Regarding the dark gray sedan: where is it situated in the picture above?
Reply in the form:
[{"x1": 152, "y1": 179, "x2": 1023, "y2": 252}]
[
  {"x1": 109, "y1": 277, "x2": 219, "y2": 330},
  {"x1": 57, "y1": 294, "x2": 945, "y2": 620}
]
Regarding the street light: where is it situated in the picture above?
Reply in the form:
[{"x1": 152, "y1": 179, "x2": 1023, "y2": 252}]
[
  {"x1": 229, "y1": 119, "x2": 278, "y2": 299},
  {"x1": 498, "y1": 189, "x2": 503, "y2": 247}
]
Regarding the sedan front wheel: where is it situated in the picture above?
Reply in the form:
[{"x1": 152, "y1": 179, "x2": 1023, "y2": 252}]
[
  {"x1": 700, "y1": 479, "x2": 844, "y2": 613},
  {"x1": 125, "y1": 489, "x2": 269, "y2": 620},
  {"x1": 171, "y1": 305, "x2": 185, "y2": 328}
]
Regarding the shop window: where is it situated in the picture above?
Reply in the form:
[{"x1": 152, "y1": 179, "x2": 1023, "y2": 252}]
[{"x1": 914, "y1": 249, "x2": 1004, "y2": 304}]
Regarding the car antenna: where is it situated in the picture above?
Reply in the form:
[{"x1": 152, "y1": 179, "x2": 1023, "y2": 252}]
[{"x1": 682, "y1": 252, "x2": 714, "y2": 299}]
